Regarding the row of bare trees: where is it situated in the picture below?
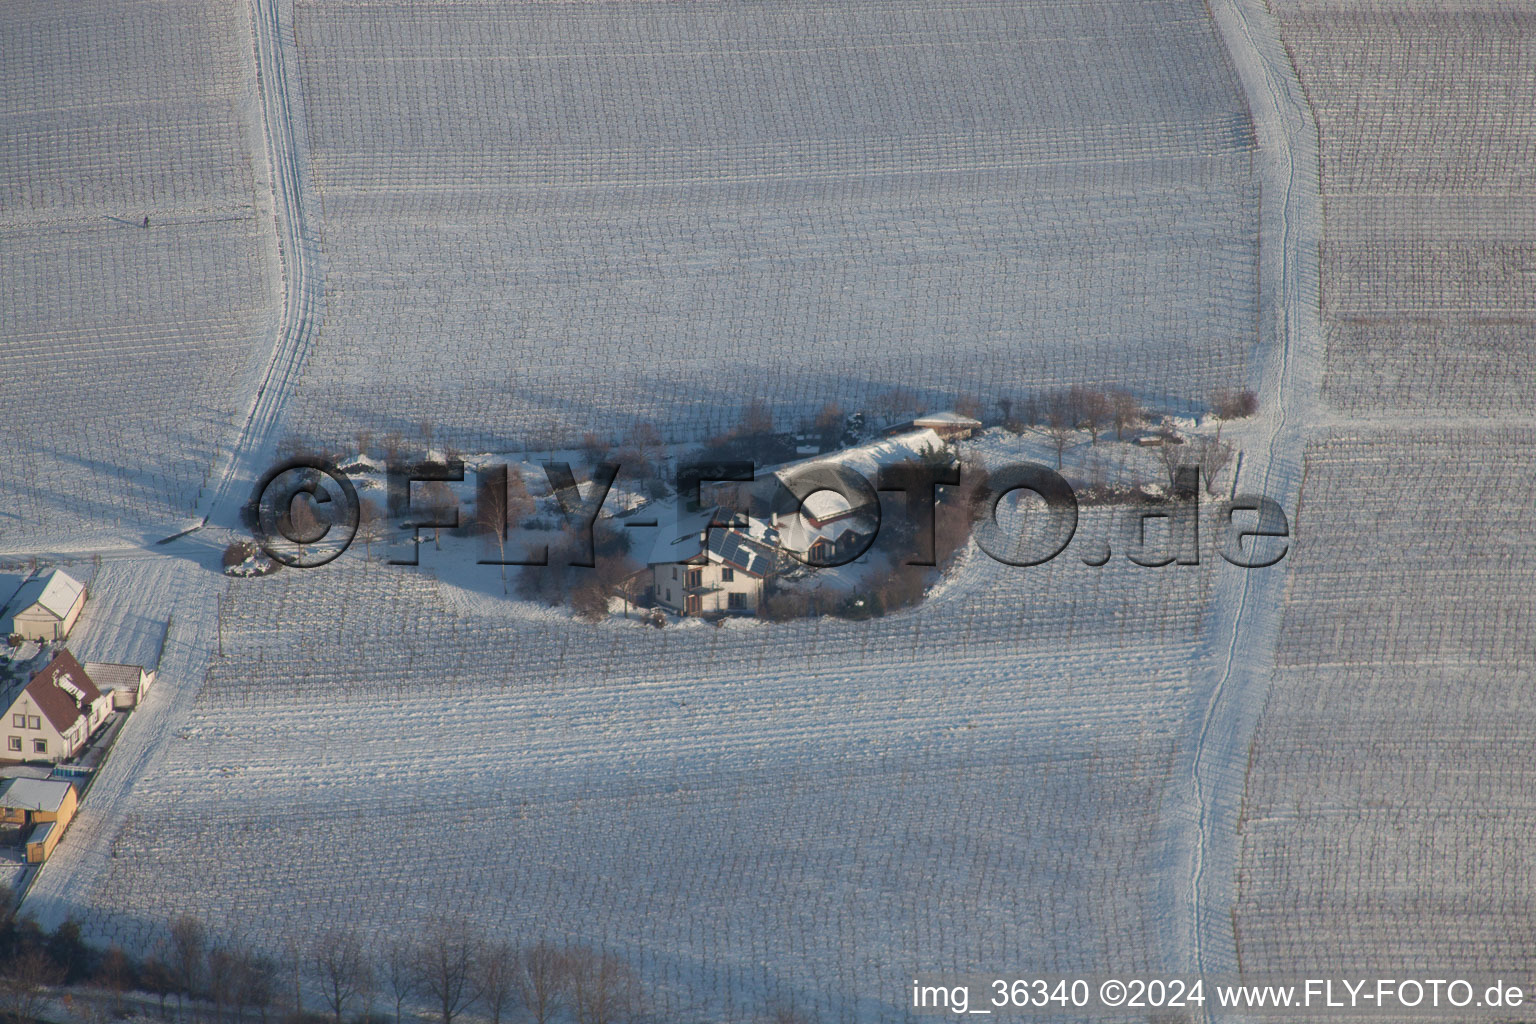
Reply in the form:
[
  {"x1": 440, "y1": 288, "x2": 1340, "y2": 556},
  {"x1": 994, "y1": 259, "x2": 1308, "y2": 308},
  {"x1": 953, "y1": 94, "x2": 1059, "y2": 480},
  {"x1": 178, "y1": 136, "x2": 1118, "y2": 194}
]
[
  {"x1": 311, "y1": 921, "x2": 642, "y2": 1024},
  {"x1": 7, "y1": 910, "x2": 650, "y2": 1024},
  {"x1": 996, "y1": 387, "x2": 1256, "y2": 470}
]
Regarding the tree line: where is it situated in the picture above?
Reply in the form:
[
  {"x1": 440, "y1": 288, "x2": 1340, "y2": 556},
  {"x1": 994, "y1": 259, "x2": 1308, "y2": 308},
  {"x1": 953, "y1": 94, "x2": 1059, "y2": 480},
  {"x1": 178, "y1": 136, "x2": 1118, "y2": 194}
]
[{"x1": 4, "y1": 897, "x2": 817, "y2": 1024}]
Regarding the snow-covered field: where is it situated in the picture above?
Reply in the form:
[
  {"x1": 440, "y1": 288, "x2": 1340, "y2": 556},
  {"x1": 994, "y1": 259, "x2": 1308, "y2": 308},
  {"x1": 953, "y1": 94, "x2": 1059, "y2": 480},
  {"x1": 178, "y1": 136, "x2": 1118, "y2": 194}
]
[
  {"x1": 1236, "y1": 432, "x2": 1536, "y2": 975},
  {"x1": 1231, "y1": 0, "x2": 1536, "y2": 986},
  {"x1": 1274, "y1": 2, "x2": 1536, "y2": 416},
  {"x1": 10, "y1": 0, "x2": 1533, "y2": 1018},
  {"x1": 31, "y1": 531, "x2": 1219, "y2": 1022},
  {"x1": 7, "y1": 0, "x2": 1274, "y2": 1016},
  {"x1": 0, "y1": 0, "x2": 278, "y2": 554},
  {"x1": 280, "y1": 0, "x2": 1259, "y2": 451}
]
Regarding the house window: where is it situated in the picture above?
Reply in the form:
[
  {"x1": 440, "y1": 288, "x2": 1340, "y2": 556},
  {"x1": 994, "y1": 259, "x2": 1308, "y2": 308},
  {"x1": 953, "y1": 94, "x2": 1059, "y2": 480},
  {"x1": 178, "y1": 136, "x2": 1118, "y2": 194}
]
[
  {"x1": 665, "y1": 588, "x2": 672, "y2": 602},
  {"x1": 6, "y1": 737, "x2": 19, "y2": 752},
  {"x1": 33, "y1": 739, "x2": 46, "y2": 755},
  {"x1": 671, "y1": 567, "x2": 678, "y2": 580},
  {"x1": 26, "y1": 716, "x2": 39, "y2": 731},
  {"x1": 721, "y1": 567, "x2": 734, "y2": 582},
  {"x1": 728, "y1": 592, "x2": 746, "y2": 611},
  {"x1": 10, "y1": 714, "x2": 22, "y2": 728},
  {"x1": 685, "y1": 569, "x2": 702, "y2": 589}
]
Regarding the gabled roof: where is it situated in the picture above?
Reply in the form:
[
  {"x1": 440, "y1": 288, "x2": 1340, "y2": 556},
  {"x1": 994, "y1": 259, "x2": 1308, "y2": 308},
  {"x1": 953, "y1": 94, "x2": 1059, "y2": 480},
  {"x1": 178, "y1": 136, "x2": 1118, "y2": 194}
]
[
  {"x1": 82, "y1": 662, "x2": 148, "y2": 692},
  {"x1": 22, "y1": 650, "x2": 104, "y2": 734},
  {"x1": 647, "y1": 504, "x2": 778, "y2": 577},
  {"x1": 648, "y1": 505, "x2": 735, "y2": 566},
  {"x1": 0, "y1": 777, "x2": 75, "y2": 814},
  {"x1": 771, "y1": 427, "x2": 948, "y2": 491},
  {"x1": 706, "y1": 529, "x2": 775, "y2": 578},
  {"x1": 801, "y1": 490, "x2": 857, "y2": 525},
  {"x1": 913, "y1": 410, "x2": 982, "y2": 429},
  {"x1": 7, "y1": 570, "x2": 84, "y2": 622},
  {"x1": 773, "y1": 509, "x2": 843, "y2": 556}
]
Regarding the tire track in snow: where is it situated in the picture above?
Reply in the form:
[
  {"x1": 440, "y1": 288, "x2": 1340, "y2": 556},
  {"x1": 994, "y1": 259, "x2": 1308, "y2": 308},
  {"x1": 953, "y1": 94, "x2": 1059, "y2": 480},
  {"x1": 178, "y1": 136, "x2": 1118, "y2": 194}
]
[
  {"x1": 1182, "y1": 0, "x2": 1322, "y2": 1006},
  {"x1": 199, "y1": 0, "x2": 322, "y2": 533}
]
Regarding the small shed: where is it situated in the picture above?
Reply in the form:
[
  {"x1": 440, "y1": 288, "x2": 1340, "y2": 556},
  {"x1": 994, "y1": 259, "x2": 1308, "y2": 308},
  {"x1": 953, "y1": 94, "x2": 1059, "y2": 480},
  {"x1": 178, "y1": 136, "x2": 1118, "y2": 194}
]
[
  {"x1": 912, "y1": 411, "x2": 982, "y2": 440},
  {"x1": 84, "y1": 662, "x2": 154, "y2": 710},
  {"x1": 25, "y1": 820, "x2": 57, "y2": 863},
  {"x1": 0, "y1": 777, "x2": 78, "y2": 831},
  {"x1": 4, "y1": 570, "x2": 86, "y2": 642}
]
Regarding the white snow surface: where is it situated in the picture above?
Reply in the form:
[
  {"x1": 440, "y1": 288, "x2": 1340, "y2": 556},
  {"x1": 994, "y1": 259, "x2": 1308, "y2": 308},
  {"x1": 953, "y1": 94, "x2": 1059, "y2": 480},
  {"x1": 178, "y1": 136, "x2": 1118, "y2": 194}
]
[{"x1": 11, "y1": 0, "x2": 1469, "y2": 1019}]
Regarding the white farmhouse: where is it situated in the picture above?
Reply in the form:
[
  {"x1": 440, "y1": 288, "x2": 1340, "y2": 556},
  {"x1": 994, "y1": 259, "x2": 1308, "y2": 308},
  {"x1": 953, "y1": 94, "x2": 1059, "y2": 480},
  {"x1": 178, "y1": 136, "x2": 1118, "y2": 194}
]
[
  {"x1": 3, "y1": 570, "x2": 86, "y2": 642},
  {"x1": 0, "y1": 650, "x2": 111, "y2": 763},
  {"x1": 645, "y1": 421, "x2": 966, "y2": 617},
  {"x1": 649, "y1": 506, "x2": 776, "y2": 617}
]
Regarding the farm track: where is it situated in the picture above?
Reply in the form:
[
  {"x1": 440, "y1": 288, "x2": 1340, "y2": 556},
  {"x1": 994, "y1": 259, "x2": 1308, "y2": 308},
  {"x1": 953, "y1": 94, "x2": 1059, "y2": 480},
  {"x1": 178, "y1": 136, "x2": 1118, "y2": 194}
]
[
  {"x1": 3, "y1": 0, "x2": 315, "y2": 568},
  {"x1": 1188, "y1": 0, "x2": 1323, "y2": 1007},
  {"x1": 198, "y1": 0, "x2": 320, "y2": 534},
  {"x1": 14, "y1": 1, "x2": 1336, "y2": 1012}
]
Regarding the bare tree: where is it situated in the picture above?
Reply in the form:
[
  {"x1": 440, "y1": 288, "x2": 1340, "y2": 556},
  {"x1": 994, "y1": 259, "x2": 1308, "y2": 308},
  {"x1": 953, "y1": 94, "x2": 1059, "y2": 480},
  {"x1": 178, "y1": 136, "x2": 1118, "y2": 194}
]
[
  {"x1": 580, "y1": 432, "x2": 611, "y2": 466},
  {"x1": 811, "y1": 403, "x2": 843, "y2": 449},
  {"x1": 1155, "y1": 442, "x2": 1192, "y2": 491},
  {"x1": 738, "y1": 399, "x2": 774, "y2": 440},
  {"x1": 356, "y1": 498, "x2": 387, "y2": 561},
  {"x1": 1194, "y1": 436, "x2": 1235, "y2": 495},
  {"x1": 1039, "y1": 398, "x2": 1075, "y2": 471},
  {"x1": 1074, "y1": 387, "x2": 1113, "y2": 445},
  {"x1": 1111, "y1": 390, "x2": 1143, "y2": 441},
  {"x1": 570, "y1": 541, "x2": 641, "y2": 622},
  {"x1": 209, "y1": 947, "x2": 238, "y2": 1024},
  {"x1": 98, "y1": 946, "x2": 133, "y2": 1018},
  {"x1": 385, "y1": 940, "x2": 415, "y2": 1024},
  {"x1": 355, "y1": 952, "x2": 378, "y2": 1024},
  {"x1": 612, "y1": 568, "x2": 649, "y2": 620},
  {"x1": 874, "y1": 388, "x2": 919, "y2": 427},
  {"x1": 474, "y1": 466, "x2": 534, "y2": 593},
  {"x1": 567, "y1": 948, "x2": 640, "y2": 1024},
  {"x1": 477, "y1": 942, "x2": 517, "y2": 1024},
  {"x1": 414, "y1": 920, "x2": 481, "y2": 1024},
  {"x1": 621, "y1": 422, "x2": 663, "y2": 484},
  {"x1": 142, "y1": 956, "x2": 175, "y2": 1018},
  {"x1": 236, "y1": 956, "x2": 277, "y2": 1024},
  {"x1": 311, "y1": 931, "x2": 371, "y2": 1024},
  {"x1": 0, "y1": 948, "x2": 62, "y2": 1024},
  {"x1": 418, "y1": 479, "x2": 458, "y2": 550},
  {"x1": 167, "y1": 915, "x2": 206, "y2": 1020},
  {"x1": 286, "y1": 936, "x2": 304, "y2": 1017},
  {"x1": 284, "y1": 490, "x2": 327, "y2": 546},
  {"x1": 513, "y1": 943, "x2": 569, "y2": 1024},
  {"x1": 1211, "y1": 387, "x2": 1258, "y2": 419}
]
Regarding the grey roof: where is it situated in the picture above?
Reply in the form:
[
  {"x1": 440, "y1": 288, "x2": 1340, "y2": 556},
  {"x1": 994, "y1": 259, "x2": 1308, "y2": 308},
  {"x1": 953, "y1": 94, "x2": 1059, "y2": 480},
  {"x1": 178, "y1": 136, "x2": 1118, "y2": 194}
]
[
  {"x1": 82, "y1": 662, "x2": 147, "y2": 691},
  {"x1": 0, "y1": 777, "x2": 75, "y2": 814}
]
